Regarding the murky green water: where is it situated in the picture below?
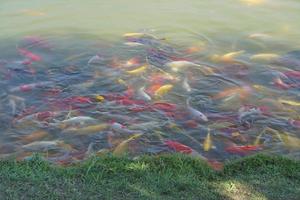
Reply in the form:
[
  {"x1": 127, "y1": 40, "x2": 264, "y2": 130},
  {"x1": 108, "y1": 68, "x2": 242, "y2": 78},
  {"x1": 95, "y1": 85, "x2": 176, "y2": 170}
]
[{"x1": 0, "y1": 0, "x2": 299, "y2": 166}]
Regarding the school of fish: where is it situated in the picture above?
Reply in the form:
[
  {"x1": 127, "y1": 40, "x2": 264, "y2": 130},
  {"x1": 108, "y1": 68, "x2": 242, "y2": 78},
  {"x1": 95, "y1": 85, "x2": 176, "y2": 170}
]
[{"x1": 0, "y1": 31, "x2": 299, "y2": 170}]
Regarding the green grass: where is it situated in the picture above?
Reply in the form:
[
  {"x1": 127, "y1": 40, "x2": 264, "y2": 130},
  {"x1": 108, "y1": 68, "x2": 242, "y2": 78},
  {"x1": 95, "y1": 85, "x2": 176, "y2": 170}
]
[{"x1": 0, "y1": 154, "x2": 299, "y2": 200}]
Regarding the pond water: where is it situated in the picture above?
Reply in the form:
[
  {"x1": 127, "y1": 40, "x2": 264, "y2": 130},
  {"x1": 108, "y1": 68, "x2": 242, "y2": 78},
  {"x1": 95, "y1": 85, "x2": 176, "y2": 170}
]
[{"x1": 0, "y1": 0, "x2": 299, "y2": 165}]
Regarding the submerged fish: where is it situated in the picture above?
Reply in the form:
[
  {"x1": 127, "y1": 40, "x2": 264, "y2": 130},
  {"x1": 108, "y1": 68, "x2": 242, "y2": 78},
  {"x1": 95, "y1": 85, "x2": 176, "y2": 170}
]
[
  {"x1": 137, "y1": 87, "x2": 151, "y2": 101},
  {"x1": 203, "y1": 129, "x2": 212, "y2": 151},
  {"x1": 165, "y1": 60, "x2": 200, "y2": 69},
  {"x1": 113, "y1": 133, "x2": 142, "y2": 156},
  {"x1": 22, "y1": 140, "x2": 70, "y2": 152},
  {"x1": 250, "y1": 53, "x2": 279, "y2": 62},
  {"x1": 154, "y1": 84, "x2": 173, "y2": 97},
  {"x1": 183, "y1": 76, "x2": 192, "y2": 92},
  {"x1": 20, "y1": 130, "x2": 48, "y2": 143},
  {"x1": 62, "y1": 124, "x2": 109, "y2": 134},
  {"x1": 51, "y1": 116, "x2": 97, "y2": 128},
  {"x1": 186, "y1": 98, "x2": 208, "y2": 122},
  {"x1": 225, "y1": 145, "x2": 262, "y2": 155},
  {"x1": 18, "y1": 48, "x2": 42, "y2": 62},
  {"x1": 126, "y1": 65, "x2": 147, "y2": 75},
  {"x1": 164, "y1": 140, "x2": 207, "y2": 160},
  {"x1": 278, "y1": 99, "x2": 300, "y2": 107},
  {"x1": 211, "y1": 50, "x2": 244, "y2": 63},
  {"x1": 9, "y1": 81, "x2": 53, "y2": 92}
]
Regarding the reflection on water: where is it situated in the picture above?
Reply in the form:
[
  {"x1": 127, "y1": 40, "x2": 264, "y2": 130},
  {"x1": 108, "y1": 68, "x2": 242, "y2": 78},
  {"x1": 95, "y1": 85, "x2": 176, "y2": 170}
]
[{"x1": 0, "y1": 0, "x2": 299, "y2": 166}]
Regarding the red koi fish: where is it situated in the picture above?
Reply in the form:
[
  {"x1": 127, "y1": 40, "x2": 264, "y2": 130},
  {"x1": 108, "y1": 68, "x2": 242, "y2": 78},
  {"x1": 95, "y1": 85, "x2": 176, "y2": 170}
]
[
  {"x1": 284, "y1": 71, "x2": 300, "y2": 79},
  {"x1": 116, "y1": 98, "x2": 146, "y2": 106},
  {"x1": 9, "y1": 81, "x2": 52, "y2": 92},
  {"x1": 152, "y1": 102, "x2": 177, "y2": 112},
  {"x1": 35, "y1": 111, "x2": 57, "y2": 121},
  {"x1": 273, "y1": 78, "x2": 299, "y2": 90},
  {"x1": 164, "y1": 140, "x2": 193, "y2": 154},
  {"x1": 225, "y1": 145, "x2": 262, "y2": 155},
  {"x1": 18, "y1": 48, "x2": 42, "y2": 62},
  {"x1": 63, "y1": 96, "x2": 93, "y2": 104},
  {"x1": 289, "y1": 119, "x2": 300, "y2": 129}
]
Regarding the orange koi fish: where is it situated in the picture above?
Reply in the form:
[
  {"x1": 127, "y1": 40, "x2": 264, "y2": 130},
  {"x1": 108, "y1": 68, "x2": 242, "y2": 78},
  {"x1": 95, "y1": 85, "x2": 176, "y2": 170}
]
[{"x1": 213, "y1": 86, "x2": 252, "y2": 100}]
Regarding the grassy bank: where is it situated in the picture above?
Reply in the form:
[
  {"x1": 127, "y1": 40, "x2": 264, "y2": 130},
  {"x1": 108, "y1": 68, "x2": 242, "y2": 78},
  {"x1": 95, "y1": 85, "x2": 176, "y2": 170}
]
[{"x1": 0, "y1": 154, "x2": 299, "y2": 200}]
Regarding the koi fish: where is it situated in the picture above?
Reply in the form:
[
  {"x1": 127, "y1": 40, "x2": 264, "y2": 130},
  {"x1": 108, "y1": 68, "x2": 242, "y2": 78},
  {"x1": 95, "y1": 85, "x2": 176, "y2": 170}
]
[
  {"x1": 203, "y1": 129, "x2": 212, "y2": 151},
  {"x1": 20, "y1": 130, "x2": 48, "y2": 143},
  {"x1": 186, "y1": 98, "x2": 208, "y2": 122},
  {"x1": 123, "y1": 32, "x2": 157, "y2": 39},
  {"x1": 273, "y1": 78, "x2": 294, "y2": 90},
  {"x1": 208, "y1": 121, "x2": 235, "y2": 129},
  {"x1": 9, "y1": 81, "x2": 53, "y2": 92},
  {"x1": 211, "y1": 50, "x2": 244, "y2": 62},
  {"x1": 278, "y1": 99, "x2": 300, "y2": 107},
  {"x1": 284, "y1": 70, "x2": 300, "y2": 79},
  {"x1": 289, "y1": 119, "x2": 300, "y2": 129},
  {"x1": 124, "y1": 42, "x2": 144, "y2": 47},
  {"x1": 87, "y1": 55, "x2": 103, "y2": 64},
  {"x1": 248, "y1": 33, "x2": 271, "y2": 39},
  {"x1": 95, "y1": 95, "x2": 105, "y2": 102},
  {"x1": 225, "y1": 145, "x2": 262, "y2": 155},
  {"x1": 213, "y1": 86, "x2": 252, "y2": 100},
  {"x1": 164, "y1": 60, "x2": 199, "y2": 72},
  {"x1": 14, "y1": 111, "x2": 60, "y2": 125},
  {"x1": 254, "y1": 132, "x2": 263, "y2": 146},
  {"x1": 63, "y1": 96, "x2": 93, "y2": 104},
  {"x1": 124, "y1": 57, "x2": 140, "y2": 67},
  {"x1": 164, "y1": 140, "x2": 193, "y2": 154},
  {"x1": 137, "y1": 87, "x2": 151, "y2": 101},
  {"x1": 51, "y1": 116, "x2": 97, "y2": 128},
  {"x1": 113, "y1": 133, "x2": 142, "y2": 156},
  {"x1": 111, "y1": 122, "x2": 140, "y2": 135},
  {"x1": 183, "y1": 76, "x2": 192, "y2": 92},
  {"x1": 185, "y1": 46, "x2": 203, "y2": 54},
  {"x1": 151, "y1": 102, "x2": 177, "y2": 112},
  {"x1": 154, "y1": 84, "x2": 173, "y2": 97},
  {"x1": 280, "y1": 132, "x2": 300, "y2": 150},
  {"x1": 250, "y1": 53, "x2": 279, "y2": 62},
  {"x1": 126, "y1": 65, "x2": 147, "y2": 75},
  {"x1": 62, "y1": 124, "x2": 108, "y2": 134},
  {"x1": 22, "y1": 140, "x2": 70, "y2": 152},
  {"x1": 18, "y1": 48, "x2": 42, "y2": 62}
]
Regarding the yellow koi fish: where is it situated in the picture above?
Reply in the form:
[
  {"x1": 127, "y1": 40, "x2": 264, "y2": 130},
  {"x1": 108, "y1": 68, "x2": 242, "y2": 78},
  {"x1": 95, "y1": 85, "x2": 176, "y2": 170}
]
[
  {"x1": 254, "y1": 132, "x2": 263, "y2": 146},
  {"x1": 278, "y1": 99, "x2": 300, "y2": 107},
  {"x1": 63, "y1": 124, "x2": 108, "y2": 135},
  {"x1": 281, "y1": 133, "x2": 300, "y2": 150},
  {"x1": 203, "y1": 129, "x2": 212, "y2": 151},
  {"x1": 95, "y1": 95, "x2": 105, "y2": 102},
  {"x1": 126, "y1": 65, "x2": 147, "y2": 75},
  {"x1": 154, "y1": 84, "x2": 173, "y2": 97},
  {"x1": 250, "y1": 53, "x2": 279, "y2": 62},
  {"x1": 211, "y1": 51, "x2": 244, "y2": 62},
  {"x1": 113, "y1": 133, "x2": 142, "y2": 156}
]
